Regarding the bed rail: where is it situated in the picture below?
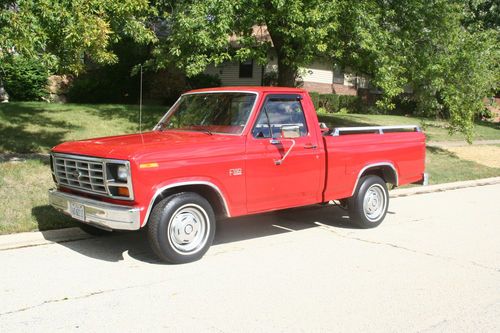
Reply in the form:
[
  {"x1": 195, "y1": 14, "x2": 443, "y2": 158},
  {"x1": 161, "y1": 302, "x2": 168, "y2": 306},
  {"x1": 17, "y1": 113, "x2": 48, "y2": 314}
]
[{"x1": 331, "y1": 125, "x2": 421, "y2": 136}]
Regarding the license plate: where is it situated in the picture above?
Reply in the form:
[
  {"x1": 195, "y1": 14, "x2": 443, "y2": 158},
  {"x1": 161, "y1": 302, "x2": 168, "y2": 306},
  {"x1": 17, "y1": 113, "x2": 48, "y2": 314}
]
[{"x1": 69, "y1": 202, "x2": 85, "y2": 221}]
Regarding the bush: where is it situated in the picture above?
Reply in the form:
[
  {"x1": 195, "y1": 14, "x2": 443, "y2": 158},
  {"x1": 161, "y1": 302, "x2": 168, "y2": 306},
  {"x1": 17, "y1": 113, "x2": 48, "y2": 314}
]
[
  {"x1": 310, "y1": 93, "x2": 365, "y2": 113},
  {"x1": 186, "y1": 73, "x2": 221, "y2": 89},
  {"x1": 475, "y1": 107, "x2": 493, "y2": 120},
  {"x1": 263, "y1": 70, "x2": 278, "y2": 86},
  {"x1": 68, "y1": 39, "x2": 150, "y2": 104},
  {"x1": 1, "y1": 56, "x2": 49, "y2": 101},
  {"x1": 392, "y1": 95, "x2": 418, "y2": 115}
]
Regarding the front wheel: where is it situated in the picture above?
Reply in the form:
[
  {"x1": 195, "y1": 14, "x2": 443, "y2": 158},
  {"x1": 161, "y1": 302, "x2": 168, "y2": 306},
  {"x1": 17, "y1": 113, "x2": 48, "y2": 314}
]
[
  {"x1": 147, "y1": 192, "x2": 216, "y2": 264},
  {"x1": 347, "y1": 175, "x2": 389, "y2": 228}
]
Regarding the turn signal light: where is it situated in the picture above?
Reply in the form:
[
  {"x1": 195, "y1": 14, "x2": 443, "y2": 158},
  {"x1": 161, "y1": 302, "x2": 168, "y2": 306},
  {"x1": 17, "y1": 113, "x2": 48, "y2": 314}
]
[
  {"x1": 140, "y1": 162, "x2": 159, "y2": 169},
  {"x1": 117, "y1": 187, "x2": 130, "y2": 197}
]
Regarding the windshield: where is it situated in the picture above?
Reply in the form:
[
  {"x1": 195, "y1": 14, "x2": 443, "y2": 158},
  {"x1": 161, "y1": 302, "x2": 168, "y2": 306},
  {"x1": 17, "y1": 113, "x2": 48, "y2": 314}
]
[{"x1": 156, "y1": 92, "x2": 257, "y2": 135}]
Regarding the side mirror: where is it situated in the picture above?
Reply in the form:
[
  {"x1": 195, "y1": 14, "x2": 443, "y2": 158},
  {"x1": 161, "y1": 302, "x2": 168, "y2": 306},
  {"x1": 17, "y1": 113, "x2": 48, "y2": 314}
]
[{"x1": 281, "y1": 125, "x2": 300, "y2": 139}]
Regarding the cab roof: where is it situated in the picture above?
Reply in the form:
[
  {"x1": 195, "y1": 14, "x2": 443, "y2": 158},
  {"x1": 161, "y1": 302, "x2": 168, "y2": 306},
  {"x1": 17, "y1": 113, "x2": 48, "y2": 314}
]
[{"x1": 187, "y1": 86, "x2": 307, "y2": 94}]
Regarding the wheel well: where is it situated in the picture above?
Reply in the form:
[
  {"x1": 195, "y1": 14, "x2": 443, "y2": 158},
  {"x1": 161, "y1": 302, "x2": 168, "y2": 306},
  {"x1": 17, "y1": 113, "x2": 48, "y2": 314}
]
[
  {"x1": 151, "y1": 184, "x2": 228, "y2": 219},
  {"x1": 361, "y1": 165, "x2": 398, "y2": 186}
]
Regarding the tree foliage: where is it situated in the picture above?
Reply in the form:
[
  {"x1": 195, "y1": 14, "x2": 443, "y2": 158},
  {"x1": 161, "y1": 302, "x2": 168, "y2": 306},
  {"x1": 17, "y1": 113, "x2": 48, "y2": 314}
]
[
  {"x1": 0, "y1": 0, "x2": 156, "y2": 74},
  {"x1": 0, "y1": 0, "x2": 498, "y2": 140},
  {"x1": 155, "y1": 0, "x2": 499, "y2": 140},
  {"x1": 153, "y1": 0, "x2": 340, "y2": 85}
]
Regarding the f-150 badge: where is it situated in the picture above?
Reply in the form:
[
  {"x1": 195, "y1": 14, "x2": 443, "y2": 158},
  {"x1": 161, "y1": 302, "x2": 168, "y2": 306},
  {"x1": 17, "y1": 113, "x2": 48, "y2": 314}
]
[{"x1": 229, "y1": 168, "x2": 243, "y2": 176}]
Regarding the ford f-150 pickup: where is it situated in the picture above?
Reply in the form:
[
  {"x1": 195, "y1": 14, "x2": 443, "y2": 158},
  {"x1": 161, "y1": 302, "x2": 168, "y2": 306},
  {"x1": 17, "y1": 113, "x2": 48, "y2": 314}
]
[{"x1": 48, "y1": 86, "x2": 427, "y2": 263}]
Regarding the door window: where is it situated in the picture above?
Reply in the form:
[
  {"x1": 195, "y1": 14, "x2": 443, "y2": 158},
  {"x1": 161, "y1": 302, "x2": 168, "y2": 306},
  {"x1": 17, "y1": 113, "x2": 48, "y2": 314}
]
[{"x1": 252, "y1": 95, "x2": 308, "y2": 138}]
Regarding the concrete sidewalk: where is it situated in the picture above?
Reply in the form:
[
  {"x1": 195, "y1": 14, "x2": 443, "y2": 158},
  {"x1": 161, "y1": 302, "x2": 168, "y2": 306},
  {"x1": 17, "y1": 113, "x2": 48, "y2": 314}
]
[{"x1": 427, "y1": 139, "x2": 500, "y2": 148}]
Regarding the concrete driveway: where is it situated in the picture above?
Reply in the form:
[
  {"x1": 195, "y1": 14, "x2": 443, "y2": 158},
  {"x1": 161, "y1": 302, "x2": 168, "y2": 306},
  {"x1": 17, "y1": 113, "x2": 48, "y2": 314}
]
[{"x1": 1, "y1": 184, "x2": 499, "y2": 332}]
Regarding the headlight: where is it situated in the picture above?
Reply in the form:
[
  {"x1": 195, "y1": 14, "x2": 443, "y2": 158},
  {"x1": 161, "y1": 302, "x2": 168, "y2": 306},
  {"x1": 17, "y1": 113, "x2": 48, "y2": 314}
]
[{"x1": 117, "y1": 165, "x2": 129, "y2": 181}]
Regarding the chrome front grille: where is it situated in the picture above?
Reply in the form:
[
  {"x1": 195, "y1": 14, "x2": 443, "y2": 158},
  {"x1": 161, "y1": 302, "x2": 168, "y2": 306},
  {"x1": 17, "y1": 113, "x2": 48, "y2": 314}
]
[
  {"x1": 54, "y1": 156, "x2": 107, "y2": 194},
  {"x1": 51, "y1": 153, "x2": 134, "y2": 200}
]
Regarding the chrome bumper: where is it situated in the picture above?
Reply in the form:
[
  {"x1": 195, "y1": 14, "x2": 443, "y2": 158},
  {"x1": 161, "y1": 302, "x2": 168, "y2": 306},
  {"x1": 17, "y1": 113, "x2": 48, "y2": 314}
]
[
  {"x1": 48, "y1": 189, "x2": 141, "y2": 231},
  {"x1": 412, "y1": 172, "x2": 429, "y2": 186}
]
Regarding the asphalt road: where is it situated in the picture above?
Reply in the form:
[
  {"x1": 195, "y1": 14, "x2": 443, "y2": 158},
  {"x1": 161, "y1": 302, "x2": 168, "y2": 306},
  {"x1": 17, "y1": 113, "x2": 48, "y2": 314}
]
[{"x1": 1, "y1": 184, "x2": 499, "y2": 332}]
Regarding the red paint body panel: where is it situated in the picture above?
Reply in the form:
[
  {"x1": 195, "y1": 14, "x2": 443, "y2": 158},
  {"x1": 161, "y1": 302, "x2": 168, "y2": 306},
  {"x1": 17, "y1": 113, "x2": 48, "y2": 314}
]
[
  {"x1": 322, "y1": 132, "x2": 426, "y2": 200},
  {"x1": 50, "y1": 86, "x2": 426, "y2": 228}
]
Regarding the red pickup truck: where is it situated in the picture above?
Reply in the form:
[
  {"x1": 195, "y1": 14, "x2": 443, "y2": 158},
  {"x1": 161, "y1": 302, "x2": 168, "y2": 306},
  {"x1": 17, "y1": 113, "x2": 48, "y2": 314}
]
[{"x1": 49, "y1": 86, "x2": 426, "y2": 263}]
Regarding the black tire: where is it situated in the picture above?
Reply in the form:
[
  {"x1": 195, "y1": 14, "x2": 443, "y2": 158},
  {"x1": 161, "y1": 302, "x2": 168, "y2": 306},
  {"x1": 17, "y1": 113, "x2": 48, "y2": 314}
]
[
  {"x1": 347, "y1": 175, "x2": 389, "y2": 228},
  {"x1": 147, "y1": 192, "x2": 216, "y2": 264},
  {"x1": 79, "y1": 223, "x2": 112, "y2": 236}
]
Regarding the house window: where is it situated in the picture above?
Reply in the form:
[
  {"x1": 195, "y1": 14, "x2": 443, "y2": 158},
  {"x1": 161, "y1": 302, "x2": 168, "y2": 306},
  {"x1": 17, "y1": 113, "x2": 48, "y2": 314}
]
[{"x1": 239, "y1": 60, "x2": 253, "y2": 78}]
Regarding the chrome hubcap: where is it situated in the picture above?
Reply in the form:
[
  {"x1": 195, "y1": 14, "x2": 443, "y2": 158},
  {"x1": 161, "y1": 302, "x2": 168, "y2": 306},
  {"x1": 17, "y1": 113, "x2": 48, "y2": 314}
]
[
  {"x1": 168, "y1": 204, "x2": 209, "y2": 255},
  {"x1": 363, "y1": 184, "x2": 386, "y2": 222}
]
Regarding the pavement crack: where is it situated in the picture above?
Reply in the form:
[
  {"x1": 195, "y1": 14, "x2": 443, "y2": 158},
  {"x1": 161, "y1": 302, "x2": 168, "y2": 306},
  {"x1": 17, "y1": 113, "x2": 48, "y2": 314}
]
[
  {"x1": 315, "y1": 222, "x2": 499, "y2": 273},
  {"x1": 0, "y1": 290, "x2": 107, "y2": 317},
  {"x1": 0, "y1": 279, "x2": 170, "y2": 317}
]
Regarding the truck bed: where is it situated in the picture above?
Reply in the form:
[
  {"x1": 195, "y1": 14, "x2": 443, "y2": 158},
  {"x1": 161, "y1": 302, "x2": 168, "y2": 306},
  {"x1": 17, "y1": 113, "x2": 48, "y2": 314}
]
[{"x1": 322, "y1": 126, "x2": 426, "y2": 201}]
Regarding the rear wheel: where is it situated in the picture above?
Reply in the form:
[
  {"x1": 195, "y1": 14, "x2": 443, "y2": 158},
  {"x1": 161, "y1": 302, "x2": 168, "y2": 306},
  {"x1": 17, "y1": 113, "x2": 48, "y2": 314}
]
[
  {"x1": 348, "y1": 175, "x2": 389, "y2": 228},
  {"x1": 147, "y1": 192, "x2": 216, "y2": 264}
]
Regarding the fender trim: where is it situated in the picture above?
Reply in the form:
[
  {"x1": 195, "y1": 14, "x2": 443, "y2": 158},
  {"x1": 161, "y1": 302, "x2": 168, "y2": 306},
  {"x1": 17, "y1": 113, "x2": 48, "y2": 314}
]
[
  {"x1": 351, "y1": 162, "x2": 399, "y2": 196},
  {"x1": 142, "y1": 181, "x2": 231, "y2": 228}
]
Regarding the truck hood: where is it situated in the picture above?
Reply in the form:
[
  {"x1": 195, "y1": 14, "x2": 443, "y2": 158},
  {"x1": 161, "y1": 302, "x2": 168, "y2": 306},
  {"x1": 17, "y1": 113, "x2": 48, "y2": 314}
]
[{"x1": 52, "y1": 131, "x2": 242, "y2": 161}]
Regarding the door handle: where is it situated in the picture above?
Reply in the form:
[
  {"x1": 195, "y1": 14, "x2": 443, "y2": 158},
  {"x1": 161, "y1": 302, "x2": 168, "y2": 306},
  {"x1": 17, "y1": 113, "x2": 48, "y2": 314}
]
[{"x1": 303, "y1": 143, "x2": 317, "y2": 149}]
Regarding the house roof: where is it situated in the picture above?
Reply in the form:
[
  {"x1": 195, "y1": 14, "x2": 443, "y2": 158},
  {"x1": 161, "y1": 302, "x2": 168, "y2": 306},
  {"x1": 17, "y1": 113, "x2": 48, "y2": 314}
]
[
  {"x1": 187, "y1": 86, "x2": 306, "y2": 94},
  {"x1": 229, "y1": 25, "x2": 273, "y2": 47}
]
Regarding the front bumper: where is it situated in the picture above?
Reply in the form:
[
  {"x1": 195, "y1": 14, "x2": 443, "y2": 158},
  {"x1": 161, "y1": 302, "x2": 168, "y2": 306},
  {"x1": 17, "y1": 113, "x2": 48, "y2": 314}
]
[{"x1": 48, "y1": 189, "x2": 141, "y2": 231}]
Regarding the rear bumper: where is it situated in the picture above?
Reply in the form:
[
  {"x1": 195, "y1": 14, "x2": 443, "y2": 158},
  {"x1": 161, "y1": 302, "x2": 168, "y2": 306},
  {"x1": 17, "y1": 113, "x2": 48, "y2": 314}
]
[
  {"x1": 48, "y1": 189, "x2": 141, "y2": 231},
  {"x1": 422, "y1": 172, "x2": 429, "y2": 186},
  {"x1": 413, "y1": 172, "x2": 429, "y2": 186}
]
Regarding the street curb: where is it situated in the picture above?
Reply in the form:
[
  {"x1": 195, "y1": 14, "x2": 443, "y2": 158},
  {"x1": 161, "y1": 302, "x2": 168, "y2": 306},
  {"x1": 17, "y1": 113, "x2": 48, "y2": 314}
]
[
  {"x1": 0, "y1": 227, "x2": 92, "y2": 251},
  {"x1": 1, "y1": 177, "x2": 499, "y2": 251},
  {"x1": 389, "y1": 176, "x2": 500, "y2": 198}
]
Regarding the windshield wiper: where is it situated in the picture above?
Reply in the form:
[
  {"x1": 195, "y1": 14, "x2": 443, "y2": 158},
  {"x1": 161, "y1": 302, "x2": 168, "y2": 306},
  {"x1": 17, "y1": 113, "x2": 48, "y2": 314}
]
[
  {"x1": 199, "y1": 127, "x2": 213, "y2": 135},
  {"x1": 155, "y1": 121, "x2": 167, "y2": 131},
  {"x1": 186, "y1": 124, "x2": 213, "y2": 135}
]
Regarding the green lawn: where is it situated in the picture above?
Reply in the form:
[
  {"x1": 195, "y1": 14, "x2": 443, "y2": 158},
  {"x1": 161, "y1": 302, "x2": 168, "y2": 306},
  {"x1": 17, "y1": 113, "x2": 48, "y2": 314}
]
[
  {"x1": 425, "y1": 147, "x2": 500, "y2": 184},
  {"x1": 0, "y1": 102, "x2": 167, "y2": 153},
  {"x1": 0, "y1": 102, "x2": 499, "y2": 234},
  {"x1": 318, "y1": 113, "x2": 500, "y2": 142}
]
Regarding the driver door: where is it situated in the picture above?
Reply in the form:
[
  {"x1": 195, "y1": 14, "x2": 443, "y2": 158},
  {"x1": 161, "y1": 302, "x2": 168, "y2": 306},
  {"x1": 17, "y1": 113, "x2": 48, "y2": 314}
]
[{"x1": 245, "y1": 94, "x2": 322, "y2": 213}]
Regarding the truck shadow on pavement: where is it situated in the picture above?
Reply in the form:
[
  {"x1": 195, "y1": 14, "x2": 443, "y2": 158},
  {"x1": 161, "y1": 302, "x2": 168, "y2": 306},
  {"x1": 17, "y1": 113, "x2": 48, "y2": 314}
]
[{"x1": 34, "y1": 204, "x2": 368, "y2": 264}]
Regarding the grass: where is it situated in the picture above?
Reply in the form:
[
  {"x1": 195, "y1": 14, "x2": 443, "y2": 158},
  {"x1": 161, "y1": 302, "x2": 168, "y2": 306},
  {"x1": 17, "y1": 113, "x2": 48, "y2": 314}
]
[
  {"x1": 0, "y1": 102, "x2": 167, "y2": 234},
  {"x1": 425, "y1": 147, "x2": 500, "y2": 184},
  {"x1": 318, "y1": 113, "x2": 500, "y2": 142},
  {"x1": 0, "y1": 156, "x2": 77, "y2": 234},
  {"x1": 0, "y1": 102, "x2": 167, "y2": 153},
  {"x1": 0, "y1": 102, "x2": 499, "y2": 234}
]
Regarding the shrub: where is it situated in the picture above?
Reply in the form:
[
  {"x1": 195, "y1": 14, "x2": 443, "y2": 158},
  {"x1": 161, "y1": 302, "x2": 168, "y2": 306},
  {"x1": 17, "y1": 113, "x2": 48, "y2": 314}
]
[
  {"x1": 263, "y1": 70, "x2": 278, "y2": 86},
  {"x1": 67, "y1": 73, "x2": 112, "y2": 103},
  {"x1": 1, "y1": 56, "x2": 49, "y2": 101},
  {"x1": 68, "y1": 39, "x2": 151, "y2": 104},
  {"x1": 475, "y1": 107, "x2": 493, "y2": 120},
  {"x1": 186, "y1": 73, "x2": 221, "y2": 89},
  {"x1": 309, "y1": 92, "x2": 320, "y2": 109},
  {"x1": 310, "y1": 93, "x2": 366, "y2": 113}
]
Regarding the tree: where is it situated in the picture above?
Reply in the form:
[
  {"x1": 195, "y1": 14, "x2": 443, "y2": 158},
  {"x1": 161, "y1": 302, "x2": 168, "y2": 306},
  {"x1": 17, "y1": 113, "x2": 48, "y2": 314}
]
[
  {"x1": 155, "y1": 0, "x2": 498, "y2": 140},
  {"x1": 153, "y1": 0, "x2": 340, "y2": 87},
  {"x1": 0, "y1": 0, "x2": 156, "y2": 74}
]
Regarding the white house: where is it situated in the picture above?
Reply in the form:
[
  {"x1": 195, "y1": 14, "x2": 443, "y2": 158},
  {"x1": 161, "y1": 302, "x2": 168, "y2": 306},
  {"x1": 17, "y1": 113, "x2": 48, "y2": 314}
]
[
  {"x1": 204, "y1": 58, "x2": 371, "y2": 96},
  {"x1": 204, "y1": 26, "x2": 371, "y2": 95}
]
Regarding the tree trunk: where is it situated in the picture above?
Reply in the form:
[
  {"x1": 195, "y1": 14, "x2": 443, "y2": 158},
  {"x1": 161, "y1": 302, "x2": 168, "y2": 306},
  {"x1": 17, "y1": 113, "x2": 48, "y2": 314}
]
[
  {"x1": 276, "y1": 56, "x2": 297, "y2": 87},
  {"x1": 266, "y1": 21, "x2": 298, "y2": 87}
]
